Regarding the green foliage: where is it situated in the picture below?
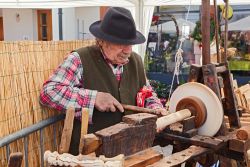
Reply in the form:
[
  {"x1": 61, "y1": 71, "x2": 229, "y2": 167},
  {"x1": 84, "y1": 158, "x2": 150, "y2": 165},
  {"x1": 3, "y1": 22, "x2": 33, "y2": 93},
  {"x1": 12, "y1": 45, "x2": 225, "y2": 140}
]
[
  {"x1": 191, "y1": 21, "x2": 202, "y2": 42},
  {"x1": 191, "y1": 19, "x2": 215, "y2": 43},
  {"x1": 149, "y1": 80, "x2": 171, "y2": 98},
  {"x1": 144, "y1": 52, "x2": 153, "y2": 72}
]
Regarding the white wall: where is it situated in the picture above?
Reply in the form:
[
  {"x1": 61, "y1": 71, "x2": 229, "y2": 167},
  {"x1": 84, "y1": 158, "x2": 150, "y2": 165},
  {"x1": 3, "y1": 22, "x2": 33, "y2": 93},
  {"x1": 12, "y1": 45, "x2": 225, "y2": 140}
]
[
  {"x1": 63, "y1": 8, "x2": 76, "y2": 40},
  {"x1": 3, "y1": 9, "x2": 35, "y2": 41},
  {"x1": 52, "y1": 9, "x2": 59, "y2": 40},
  {"x1": 52, "y1": 7, "x2": 99, "y2": 40},
  {"x1": 32, "y1": 10, "x2": 38, "y2": 41},
  {"x1": 75, "y1": 7, "x2": 99, "y2": 40},
  {"x1": 52, "y1": 8, "x2": 77, "y2": 40}
]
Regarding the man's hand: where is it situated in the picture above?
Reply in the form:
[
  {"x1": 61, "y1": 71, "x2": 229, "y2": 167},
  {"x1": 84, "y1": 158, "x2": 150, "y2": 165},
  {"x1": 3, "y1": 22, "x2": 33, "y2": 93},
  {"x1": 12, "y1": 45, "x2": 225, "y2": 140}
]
[
  {"x1": 95, "y1": 92, "x2": 124, "y2": 113},
  {"x1": 154, "y1": 108, "x2": 169, "y2": 116}
]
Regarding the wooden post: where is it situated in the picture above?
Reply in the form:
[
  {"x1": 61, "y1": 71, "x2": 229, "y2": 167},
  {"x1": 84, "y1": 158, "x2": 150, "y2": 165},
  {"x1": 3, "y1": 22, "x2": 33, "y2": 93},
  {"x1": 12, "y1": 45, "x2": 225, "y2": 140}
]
[
  {"x1": 223, "y1": 0, "x2": 229, "y2": 62},
  {"x1": 201, "y1": 0, "x2": 210, "y2": 65},
  {"x1": 79, "y1": 108, "x2": 89, "y2": 153},
  {"x1": 59, "y1": 108, "x2": 75, "y2": 154},
  {"x1": 213, "y1": 0, "x2": 221, "y2": 63}
]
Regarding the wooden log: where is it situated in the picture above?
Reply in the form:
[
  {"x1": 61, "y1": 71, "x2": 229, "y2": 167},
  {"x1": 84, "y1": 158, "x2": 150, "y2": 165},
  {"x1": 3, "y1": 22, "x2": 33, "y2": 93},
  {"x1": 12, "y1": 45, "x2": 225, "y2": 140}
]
[
  {"x1": 236, "y1": 125, "x2": 250, "y2": 140},
  {"x1": 8, "y1": 152, "x2": 23, "y2": 167},
  {"x1": 238, "y1": 84, "x2": 250, "y2": 93},
  {"x1": 235, "y1": 90, "x2": 243, "y2": 108},
  {"x1": 59, "y1": 108, "x2": 75, "y2": 154},
  {"x1": 95, "y1": 113, "x2": 157, "y2": 157},
  {"x1": 238, "y1": 84, "x2": 250, "y2": 109}
]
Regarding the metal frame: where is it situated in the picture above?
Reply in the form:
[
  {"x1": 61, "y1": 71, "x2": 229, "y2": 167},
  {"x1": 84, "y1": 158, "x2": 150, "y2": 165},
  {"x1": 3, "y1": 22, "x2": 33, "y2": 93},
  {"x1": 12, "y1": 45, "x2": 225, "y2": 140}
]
[{"x1": 0, "y1": 114, "x2": 65, "y2": 167}]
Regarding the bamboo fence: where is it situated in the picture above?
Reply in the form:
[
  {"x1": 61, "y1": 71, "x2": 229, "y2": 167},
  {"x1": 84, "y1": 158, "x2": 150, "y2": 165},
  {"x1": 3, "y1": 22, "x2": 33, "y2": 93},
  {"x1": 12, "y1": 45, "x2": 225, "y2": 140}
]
[{"x1": 0, "y1": 40, "x2": 95, "y2": 166}]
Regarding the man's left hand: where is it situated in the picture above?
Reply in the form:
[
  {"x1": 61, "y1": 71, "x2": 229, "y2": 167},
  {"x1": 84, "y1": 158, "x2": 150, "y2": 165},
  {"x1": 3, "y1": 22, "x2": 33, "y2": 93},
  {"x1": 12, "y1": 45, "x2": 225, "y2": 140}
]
[{"x1": 154, "y1": 108, "x2": 169, "y2": 116}]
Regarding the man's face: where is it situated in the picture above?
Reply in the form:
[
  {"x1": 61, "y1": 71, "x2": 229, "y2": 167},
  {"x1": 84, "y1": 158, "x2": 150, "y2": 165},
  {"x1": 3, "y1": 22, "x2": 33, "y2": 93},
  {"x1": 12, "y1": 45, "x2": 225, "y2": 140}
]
[{"x1": 102, "y1": 41, "x2": 132, "y2": 65}]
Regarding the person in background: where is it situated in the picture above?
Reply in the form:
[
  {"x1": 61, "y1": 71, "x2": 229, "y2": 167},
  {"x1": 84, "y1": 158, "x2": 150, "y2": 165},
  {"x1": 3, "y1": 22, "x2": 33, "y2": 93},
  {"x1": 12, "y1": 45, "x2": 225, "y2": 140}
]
[
  {"x1": 39, "y1": 7, "x2": 167, "y2": 155},
  {"x1": 163, "y1": 40, "x2": 170, "y2": 51}
]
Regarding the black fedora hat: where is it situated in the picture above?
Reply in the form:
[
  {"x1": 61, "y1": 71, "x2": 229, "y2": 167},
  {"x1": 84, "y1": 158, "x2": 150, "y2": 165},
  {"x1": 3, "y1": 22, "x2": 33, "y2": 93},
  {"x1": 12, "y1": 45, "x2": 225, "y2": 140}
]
[{"x1": 89, "y1": 7, "x2": 146, "y2": 45}]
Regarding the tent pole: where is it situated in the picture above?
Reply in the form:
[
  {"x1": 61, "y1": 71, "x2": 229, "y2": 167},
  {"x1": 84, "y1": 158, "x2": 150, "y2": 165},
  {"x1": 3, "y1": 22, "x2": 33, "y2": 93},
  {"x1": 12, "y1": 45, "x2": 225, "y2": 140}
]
[{"x1": 201, "y1": 0, "x2": 211, "y2": 65}]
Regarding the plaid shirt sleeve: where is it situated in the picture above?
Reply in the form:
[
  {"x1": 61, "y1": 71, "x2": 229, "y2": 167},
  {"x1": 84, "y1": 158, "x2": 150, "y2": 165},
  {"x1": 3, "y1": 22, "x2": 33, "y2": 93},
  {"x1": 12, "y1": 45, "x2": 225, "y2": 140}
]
[
  {"x1": 144, "y1": 80, "x2": 164, "y2": 109},
  {"x1": 39, "y1": 52, "x2": 97, "y2": 122}
]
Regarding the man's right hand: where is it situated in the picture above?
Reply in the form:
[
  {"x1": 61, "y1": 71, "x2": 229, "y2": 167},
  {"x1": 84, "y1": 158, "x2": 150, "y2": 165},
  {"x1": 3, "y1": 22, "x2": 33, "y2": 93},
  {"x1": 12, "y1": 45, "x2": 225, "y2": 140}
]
[{"x1": 95, "y1": 92, "x2": 124, "y2": 113}]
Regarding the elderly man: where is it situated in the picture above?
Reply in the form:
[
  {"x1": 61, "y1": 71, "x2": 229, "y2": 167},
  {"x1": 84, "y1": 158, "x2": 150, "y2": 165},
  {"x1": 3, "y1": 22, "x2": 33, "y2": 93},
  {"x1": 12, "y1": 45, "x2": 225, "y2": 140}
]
[{"x1": 40, "y1": 7, "x2": 166, "y2": 155}]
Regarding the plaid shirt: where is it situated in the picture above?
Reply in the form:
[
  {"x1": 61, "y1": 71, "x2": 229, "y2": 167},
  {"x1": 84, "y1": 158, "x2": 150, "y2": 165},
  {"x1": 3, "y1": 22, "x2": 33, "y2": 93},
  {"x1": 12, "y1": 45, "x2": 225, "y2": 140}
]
[{"x1": 40, "y1": 51, "x2": 163, "y2": 122}]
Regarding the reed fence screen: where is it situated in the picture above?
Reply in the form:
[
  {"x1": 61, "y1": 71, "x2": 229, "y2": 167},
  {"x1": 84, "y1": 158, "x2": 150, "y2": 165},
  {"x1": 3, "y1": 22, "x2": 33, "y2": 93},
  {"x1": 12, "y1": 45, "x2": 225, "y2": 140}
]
[{"x1": 0, "y1": 40, "x2": 95, "y2": 166}]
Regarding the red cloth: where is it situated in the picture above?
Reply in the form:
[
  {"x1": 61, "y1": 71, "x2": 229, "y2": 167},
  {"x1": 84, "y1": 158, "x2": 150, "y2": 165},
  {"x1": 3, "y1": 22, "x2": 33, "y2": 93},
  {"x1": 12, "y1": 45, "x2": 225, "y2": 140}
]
[{"x1": 136, "y1": 86, "x2": 153, "y2": 107}]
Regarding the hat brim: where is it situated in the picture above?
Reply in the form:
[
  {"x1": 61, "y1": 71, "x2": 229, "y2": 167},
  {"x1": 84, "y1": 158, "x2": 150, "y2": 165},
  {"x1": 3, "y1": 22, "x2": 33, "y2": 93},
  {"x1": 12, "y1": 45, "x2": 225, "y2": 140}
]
[{"x1": 89, "y1": 21, "x2": 146, "y2": 45}]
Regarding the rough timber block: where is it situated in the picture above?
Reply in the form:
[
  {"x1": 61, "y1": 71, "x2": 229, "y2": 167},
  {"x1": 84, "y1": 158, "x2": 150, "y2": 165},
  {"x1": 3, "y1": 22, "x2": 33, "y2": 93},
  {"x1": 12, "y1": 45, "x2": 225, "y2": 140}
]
[{"x1": 95, "y1": 113, "x2": 157, "y2": 157}]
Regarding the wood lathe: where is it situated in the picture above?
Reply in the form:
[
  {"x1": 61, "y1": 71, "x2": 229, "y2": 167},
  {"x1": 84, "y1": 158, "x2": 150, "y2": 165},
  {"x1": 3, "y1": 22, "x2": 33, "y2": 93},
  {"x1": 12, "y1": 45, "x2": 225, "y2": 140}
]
[
  {"x1": 44, "y1": 79, "x2": 250, "y2": 166},
  {"x1": 79, "y1": 82, "x2": 224, "y2": 157}
]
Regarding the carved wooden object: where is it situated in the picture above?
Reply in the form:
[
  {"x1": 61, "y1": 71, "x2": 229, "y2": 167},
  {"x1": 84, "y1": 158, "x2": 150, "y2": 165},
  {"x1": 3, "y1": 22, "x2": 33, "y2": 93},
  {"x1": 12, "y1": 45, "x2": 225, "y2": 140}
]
[
  {"x1": 44, "y1": 151, "x2": 124, "y2": 167},
  {"x1": 156, "y1": 109, "x2": 191, "y2": 132}
]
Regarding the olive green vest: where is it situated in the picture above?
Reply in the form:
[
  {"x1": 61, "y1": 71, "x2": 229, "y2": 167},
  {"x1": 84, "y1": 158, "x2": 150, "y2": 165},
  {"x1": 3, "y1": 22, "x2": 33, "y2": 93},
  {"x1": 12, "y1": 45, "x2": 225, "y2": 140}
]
[{"x1": 76, "y1": 45, "x2": 146, "y2": 132}]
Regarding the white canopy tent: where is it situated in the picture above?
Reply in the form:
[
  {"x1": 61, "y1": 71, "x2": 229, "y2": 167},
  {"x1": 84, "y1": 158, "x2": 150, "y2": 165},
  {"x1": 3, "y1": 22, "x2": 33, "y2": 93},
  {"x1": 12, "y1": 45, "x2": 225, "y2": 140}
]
[
  {"x1": 143, "y1": 0, "x2": 250, "y2": 6},
  {"x1": 0, "y1": 0, "x2": 135, "y2": 8},
  {"x1": 221, "y1": 16, "x2": 250, "y2": 31},
  {"x1": 0, "y1": 0, "x2": 250, "y2": 59},
  {"x1": 0, "y1": 0, "x2": 249, "y2": 8}
]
